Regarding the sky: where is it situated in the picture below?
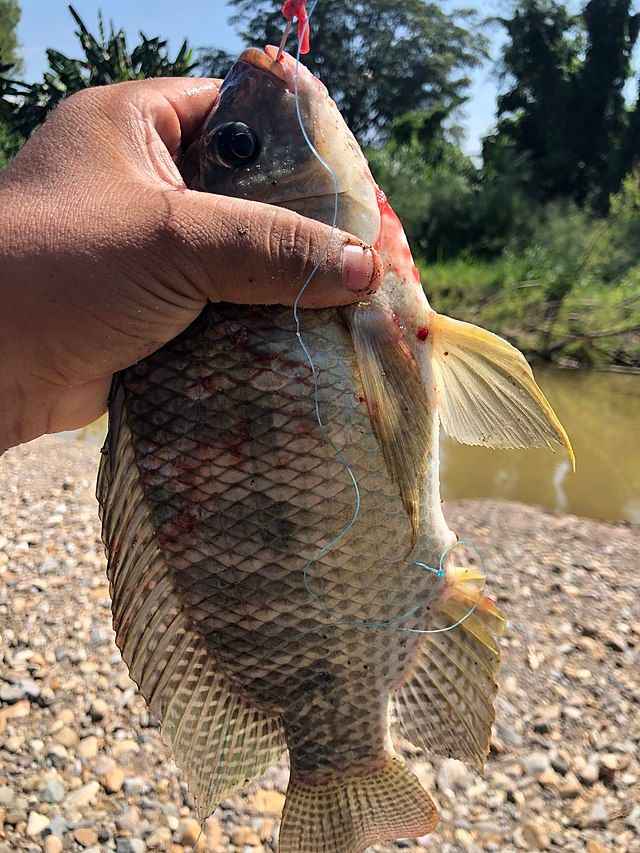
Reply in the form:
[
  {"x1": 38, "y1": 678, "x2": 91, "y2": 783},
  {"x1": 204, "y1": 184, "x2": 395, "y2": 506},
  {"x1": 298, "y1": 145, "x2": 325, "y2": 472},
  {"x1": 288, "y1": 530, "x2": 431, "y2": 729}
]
[{"x1": 15, "y1": 0, "x2": 508, "y2": 155}]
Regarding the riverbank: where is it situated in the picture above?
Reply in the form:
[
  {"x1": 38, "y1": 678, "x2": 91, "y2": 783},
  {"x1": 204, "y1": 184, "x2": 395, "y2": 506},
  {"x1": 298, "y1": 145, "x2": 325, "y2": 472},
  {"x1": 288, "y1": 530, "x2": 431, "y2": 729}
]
[
  {"x1": 1, "y1": 436, "x2": 638, "y2": 852},
  {"x1": 422, "y1": 257, "x2": 640, "y2": 371}
]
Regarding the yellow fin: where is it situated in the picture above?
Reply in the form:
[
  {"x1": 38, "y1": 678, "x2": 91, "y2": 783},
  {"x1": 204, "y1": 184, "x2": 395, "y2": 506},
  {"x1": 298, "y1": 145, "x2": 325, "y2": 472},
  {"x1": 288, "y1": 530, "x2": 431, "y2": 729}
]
[
  {"x1": 392, "y1": 563, "x2": 504, "y2": 769},
  {"x1": 279, "y1": 757, "x2": 438, "y2": 853},
  {"x1": 437, "y1": 563, "x2": 507, "y2": 654},
  {"x1": 345, "y1": 302, "x2": 433, "y2": 547},
  {"x1": 430, "y1": 313, "x2": 575, "y2": 469}
]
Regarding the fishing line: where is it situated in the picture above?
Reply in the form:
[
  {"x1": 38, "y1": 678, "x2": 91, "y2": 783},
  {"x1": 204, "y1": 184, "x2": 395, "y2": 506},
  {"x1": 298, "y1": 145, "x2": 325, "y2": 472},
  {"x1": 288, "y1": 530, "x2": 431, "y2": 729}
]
[{"x1": 288, "y1": 2, "x2": 482, "y2": 636}]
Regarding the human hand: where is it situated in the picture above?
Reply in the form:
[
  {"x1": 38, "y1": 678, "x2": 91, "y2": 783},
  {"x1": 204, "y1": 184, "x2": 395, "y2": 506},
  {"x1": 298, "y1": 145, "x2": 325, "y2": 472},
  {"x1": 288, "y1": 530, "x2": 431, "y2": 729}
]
[{"x1": 0, "y1": 77, "x2": 382, "y2": 452}]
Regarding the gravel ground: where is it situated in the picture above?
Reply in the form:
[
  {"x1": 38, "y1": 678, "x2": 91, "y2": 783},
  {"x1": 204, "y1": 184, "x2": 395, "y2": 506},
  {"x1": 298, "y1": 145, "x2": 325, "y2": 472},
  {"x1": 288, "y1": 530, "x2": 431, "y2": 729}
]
[{"x1": 1, "y1": 435, "x2": 639, "y2": 853}]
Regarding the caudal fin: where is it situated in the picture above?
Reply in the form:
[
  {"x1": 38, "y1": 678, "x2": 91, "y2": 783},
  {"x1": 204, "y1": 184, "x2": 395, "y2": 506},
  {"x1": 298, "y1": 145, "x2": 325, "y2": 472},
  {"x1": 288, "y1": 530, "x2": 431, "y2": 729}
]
[{"x1": 279, "y1": 756, "x2": 438, "y2": 853}]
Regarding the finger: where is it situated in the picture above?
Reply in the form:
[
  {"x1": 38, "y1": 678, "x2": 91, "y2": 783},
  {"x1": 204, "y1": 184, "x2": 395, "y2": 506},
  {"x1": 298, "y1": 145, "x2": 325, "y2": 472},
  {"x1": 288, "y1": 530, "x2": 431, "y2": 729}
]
[
  {"x1": 161, "y1": 190, "x2": 383, "y2": 308},
  {"x1": 103, "y1": 77, "x2": 222, "y2": 160}
]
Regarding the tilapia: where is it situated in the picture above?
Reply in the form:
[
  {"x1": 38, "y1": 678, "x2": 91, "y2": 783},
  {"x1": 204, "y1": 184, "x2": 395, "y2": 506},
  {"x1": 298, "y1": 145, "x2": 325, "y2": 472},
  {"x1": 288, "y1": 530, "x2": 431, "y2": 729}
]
[{"x1": 97, "y1": 46, "x2": 574, "y2": 853}]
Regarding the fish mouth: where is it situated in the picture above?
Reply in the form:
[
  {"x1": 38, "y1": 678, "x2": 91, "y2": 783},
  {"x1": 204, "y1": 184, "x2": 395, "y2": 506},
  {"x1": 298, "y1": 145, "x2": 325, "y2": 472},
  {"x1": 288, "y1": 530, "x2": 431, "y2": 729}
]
[
  {"x1": 238, "y1": 47, "x2": 289, "y2": 84},
  {"x1": 239, "y1": 45, "x2": 325, "y2": 94}
]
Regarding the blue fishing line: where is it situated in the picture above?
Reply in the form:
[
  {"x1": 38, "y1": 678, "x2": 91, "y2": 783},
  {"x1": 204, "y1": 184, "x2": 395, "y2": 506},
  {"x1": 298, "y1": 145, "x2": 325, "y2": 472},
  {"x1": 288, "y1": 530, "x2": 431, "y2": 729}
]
[{"x1": 289, "y1": 4, "x2": 482, "y2": 636}]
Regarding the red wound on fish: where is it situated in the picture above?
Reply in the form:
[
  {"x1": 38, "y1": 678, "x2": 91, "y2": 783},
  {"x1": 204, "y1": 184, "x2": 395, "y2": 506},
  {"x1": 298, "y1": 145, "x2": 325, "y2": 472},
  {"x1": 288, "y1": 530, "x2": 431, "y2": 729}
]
[
  {"x1": 416, "y1": 327, "x2": 429, "y2": 342},
  {"x1": 281, "y1": 0, "x2": 311, "y2": 54}
]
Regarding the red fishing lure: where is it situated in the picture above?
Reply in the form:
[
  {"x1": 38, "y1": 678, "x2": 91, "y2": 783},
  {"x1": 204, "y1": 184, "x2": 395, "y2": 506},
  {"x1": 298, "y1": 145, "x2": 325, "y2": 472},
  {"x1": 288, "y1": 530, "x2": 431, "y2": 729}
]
[{"x1": 281, "y1": 0, "x2": 311, "y2": 54}]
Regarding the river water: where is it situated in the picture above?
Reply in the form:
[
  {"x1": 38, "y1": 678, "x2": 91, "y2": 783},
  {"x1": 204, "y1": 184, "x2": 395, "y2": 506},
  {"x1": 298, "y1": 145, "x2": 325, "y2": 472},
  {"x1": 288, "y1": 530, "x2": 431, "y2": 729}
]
[{"x1": 441, "y1": 368, "x2": 640, "y2": 524}]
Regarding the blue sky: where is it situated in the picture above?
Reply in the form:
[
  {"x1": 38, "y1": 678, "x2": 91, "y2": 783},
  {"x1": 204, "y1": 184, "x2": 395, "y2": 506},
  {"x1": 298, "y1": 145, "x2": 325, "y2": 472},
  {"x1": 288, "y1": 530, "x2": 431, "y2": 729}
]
[{"x1": 16, "y1": 0, "x2": 507, "y2": 155}]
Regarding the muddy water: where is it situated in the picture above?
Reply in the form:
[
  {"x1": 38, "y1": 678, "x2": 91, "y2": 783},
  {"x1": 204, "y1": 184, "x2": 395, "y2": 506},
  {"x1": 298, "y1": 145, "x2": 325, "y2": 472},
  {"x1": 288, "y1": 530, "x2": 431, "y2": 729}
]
[{"x1": 441, "y1": 368, "x2": 640, "y2": 524}]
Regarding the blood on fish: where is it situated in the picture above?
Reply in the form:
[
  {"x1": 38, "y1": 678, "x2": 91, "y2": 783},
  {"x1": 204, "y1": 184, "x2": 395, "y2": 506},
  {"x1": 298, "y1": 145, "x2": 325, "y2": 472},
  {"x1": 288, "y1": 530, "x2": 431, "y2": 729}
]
[
  {"x1": 373, "y1": 184, "x2": 419, "y2": 284},
  {"x1": 416, "y1": 327, "x2": 429, "y2": 342}
]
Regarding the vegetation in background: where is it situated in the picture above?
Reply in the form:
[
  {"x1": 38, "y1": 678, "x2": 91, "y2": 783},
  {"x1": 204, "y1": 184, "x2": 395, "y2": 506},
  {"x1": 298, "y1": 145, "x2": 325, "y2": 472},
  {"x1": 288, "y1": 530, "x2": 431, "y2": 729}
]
[
  {"x1": 1, "y1": 0, "x2": 639, "y2": 368},
  {"x1": 488, "y1": 0, "x2": 640, "y2": 213},
  {"x1": 0, "y1": 0, "x2": 21, "y2": 167},
  {"x1": 0, "y1": 4, "x2": 195, "y2": 156},
  {"x1": 201, "y1": 0, "x2": 488, "y2": 143}
]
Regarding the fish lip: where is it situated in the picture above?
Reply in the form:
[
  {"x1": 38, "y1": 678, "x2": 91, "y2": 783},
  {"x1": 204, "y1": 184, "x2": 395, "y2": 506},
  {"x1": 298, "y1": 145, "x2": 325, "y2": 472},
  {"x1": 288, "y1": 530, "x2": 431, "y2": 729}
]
[
  {"x1": 238, "y1": 47, "x2": 289, "y2": 84},
  {"x1": 239, "y1": 45, "x2": 325, "y2": 94}
]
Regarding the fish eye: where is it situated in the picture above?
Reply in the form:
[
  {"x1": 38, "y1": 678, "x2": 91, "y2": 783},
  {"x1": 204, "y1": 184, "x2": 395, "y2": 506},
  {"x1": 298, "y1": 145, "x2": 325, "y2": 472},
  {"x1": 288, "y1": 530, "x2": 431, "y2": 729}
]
[{"x1": 211, "y1": 122, "x2": 261, "y2": 169}]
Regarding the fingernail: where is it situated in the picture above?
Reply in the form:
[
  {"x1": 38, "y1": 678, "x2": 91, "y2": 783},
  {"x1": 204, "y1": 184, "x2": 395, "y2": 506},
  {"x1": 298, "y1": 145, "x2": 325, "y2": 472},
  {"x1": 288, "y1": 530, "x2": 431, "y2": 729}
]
[{"x1": 342, "y1": 244, "x2": 375, "y2": 292}]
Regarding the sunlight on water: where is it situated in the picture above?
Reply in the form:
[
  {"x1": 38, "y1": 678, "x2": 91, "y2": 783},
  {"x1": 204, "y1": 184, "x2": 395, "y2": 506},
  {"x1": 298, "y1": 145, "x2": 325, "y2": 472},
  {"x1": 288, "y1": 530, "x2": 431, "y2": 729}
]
[{"x1": 76, "y1": 370, "x2": 639, "y2": 524}]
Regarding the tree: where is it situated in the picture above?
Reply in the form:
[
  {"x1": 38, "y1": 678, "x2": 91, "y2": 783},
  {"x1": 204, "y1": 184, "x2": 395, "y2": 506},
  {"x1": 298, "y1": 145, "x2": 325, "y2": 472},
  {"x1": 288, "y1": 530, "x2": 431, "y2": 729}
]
[
  {"x1": 490, "y1": 0, "x2": 640, "y2": 211},
  {"x1": 0, "y1": 4, "x2": 196, "y2": 153},
  {"x1": 367, "y1": 106, "x2": 481, "y2": 259},
  {"x1": 0, "y1": 0, "x2": 21, "y2": 69},
  {"x1": 199, "y1": 0, "x2": 487, "y2": 143},
  {"x1": 0, "y1": 0, "x2": 21, "y2": 167}
]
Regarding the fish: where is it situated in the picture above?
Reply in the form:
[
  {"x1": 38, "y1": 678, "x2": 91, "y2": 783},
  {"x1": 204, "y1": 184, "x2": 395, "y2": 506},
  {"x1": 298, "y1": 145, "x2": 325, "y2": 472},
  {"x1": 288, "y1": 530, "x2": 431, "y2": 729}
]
[{"x1": 97, "y1": 46, "x2": 574, "y2": 853}]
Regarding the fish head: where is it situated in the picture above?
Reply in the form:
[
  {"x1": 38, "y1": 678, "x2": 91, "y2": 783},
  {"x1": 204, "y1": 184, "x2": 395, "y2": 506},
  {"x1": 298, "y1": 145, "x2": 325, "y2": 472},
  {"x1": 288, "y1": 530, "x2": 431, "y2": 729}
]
[{"x1": 194, "y1": 46, "x2": 380, "y2": 244}]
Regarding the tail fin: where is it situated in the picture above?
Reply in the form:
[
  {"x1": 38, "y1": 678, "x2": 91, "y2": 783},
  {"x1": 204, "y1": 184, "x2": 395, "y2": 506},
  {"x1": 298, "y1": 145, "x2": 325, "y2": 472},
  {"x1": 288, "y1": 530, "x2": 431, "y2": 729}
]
[{"x1": 279, "y1": 757, "x2": 438, "y2": 853}]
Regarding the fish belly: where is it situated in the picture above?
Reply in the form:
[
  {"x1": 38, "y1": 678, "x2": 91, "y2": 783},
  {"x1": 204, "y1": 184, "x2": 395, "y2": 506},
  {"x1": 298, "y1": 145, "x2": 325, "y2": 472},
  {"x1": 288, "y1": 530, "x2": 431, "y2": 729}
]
[{"x1": 101, "y1": 303, "x2": 441, "y2": 779}]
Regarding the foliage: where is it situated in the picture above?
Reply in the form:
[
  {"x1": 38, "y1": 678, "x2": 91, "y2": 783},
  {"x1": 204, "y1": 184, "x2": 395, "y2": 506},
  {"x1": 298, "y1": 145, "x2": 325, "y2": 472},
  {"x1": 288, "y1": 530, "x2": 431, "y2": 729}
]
[
  {"x1": 0, "y1": 0, "x2": 21, "y2": 166},
  {"x1": 491, "y1": 0, "x2": 640, "y2": 212},
  {"x1": 0, "y1": 4, "x2": 196, "y2": 150},
  {"x1": 200, "y1": 0, "x2": 488, "y2": 143},
  {"x1": 367, "y1": 108, "x2": 479, "y2": 258},
  {"x1": 423, "y1": 187, "x2": 640, "y2": 368},
  {"x1": 0, "y1": 0, "x2": 21, "y2": 69}
]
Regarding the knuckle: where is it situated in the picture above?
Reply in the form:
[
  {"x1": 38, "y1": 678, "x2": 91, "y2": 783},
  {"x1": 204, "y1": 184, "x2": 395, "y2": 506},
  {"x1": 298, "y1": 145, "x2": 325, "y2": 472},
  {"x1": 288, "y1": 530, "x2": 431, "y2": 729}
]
[{"x1": 267, "y1": 209, "x2": 316, "y2": 275}]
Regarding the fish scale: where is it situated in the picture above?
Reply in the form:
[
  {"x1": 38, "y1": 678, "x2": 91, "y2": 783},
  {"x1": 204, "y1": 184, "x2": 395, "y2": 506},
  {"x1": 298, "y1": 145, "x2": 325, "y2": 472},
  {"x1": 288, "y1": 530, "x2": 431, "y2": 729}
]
[
  {"x1": 98, "y1": 44, "x2": 573, "y2": 852},
  {"x1": 114, "y1": 301, "x2": 431, "y2": 727}
]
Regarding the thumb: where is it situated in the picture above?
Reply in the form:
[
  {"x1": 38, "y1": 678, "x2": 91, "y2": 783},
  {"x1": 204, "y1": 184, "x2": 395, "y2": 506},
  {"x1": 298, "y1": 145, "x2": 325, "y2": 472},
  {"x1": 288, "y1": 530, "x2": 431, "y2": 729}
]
[{"x1": 163, "y1": 190, "x2": 383, "y2": 308}]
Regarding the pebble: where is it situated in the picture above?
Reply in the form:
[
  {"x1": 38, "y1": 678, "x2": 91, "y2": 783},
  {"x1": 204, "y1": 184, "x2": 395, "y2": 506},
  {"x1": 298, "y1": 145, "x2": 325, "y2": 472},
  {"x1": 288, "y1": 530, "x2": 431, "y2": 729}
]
[
  {"x1": 250, "y1": 789, "x2": 286, "y2": 815},
  {"x1": 178, "y1": 817, "x2": 202, "y2": 846},
  {"x1": 26, "y1": 810, "x2": 50, "y2": 837},
  {"x1": 89, "y1": 698, "x2": 109, "y2": 721},
  {"x1": 78, "y1": 735, "x2": 99, "y2": 759},
  {"x1": 0, "y1": 787, "x2": 14, "y2": 807},
  {"x1": 583, "y1": 798, "x2": 609, "y2": 828},
  {"x1": 123, "y1": 776, "x2": 150, "y2": 796},
  {"x1": 586, "y1": 842, "x2": 609, "y2": 853},
  {"x1": 41, "y1": 777, "x2": 66, "y2": 803},
  {"x1": 64, "y1": 781, "x2": 100, "y2": 809},
  {"x1": 116, "y1": 840, "x2": 147, "y2": 853},
  {"x1": 520, "y1": 819, "x2": 550, "y2": 850},
  {"x1": 102, "y1": 765, "x2": 126, "y2": 794},
  {"x1": 74, "y1": 827, "x2": 99, "y2": 847},
  {"x1": 48, "y1": 815, "x2": 69, "y2": 836},
  {"x1": 55, "y1": 725, "x2": 79, "y2": 748},
  {"x1": 521, "y1": 752, "x2": 551, "y2": 776},
  {"x1": 1, "y1": 437, "x2": 638, "y2": 853},
  {"x1": 437, "y1": 758, "x2": 472, "y2": 793},
  {"x1": 44, "y1": 837, "x2": 64, "y2": 853},
  {"x1": 232, "y1": 826, "x2": 261, "y2": 846},
  {"x1": 146, "y1": 826, "x2": 173, "y2": 848}
]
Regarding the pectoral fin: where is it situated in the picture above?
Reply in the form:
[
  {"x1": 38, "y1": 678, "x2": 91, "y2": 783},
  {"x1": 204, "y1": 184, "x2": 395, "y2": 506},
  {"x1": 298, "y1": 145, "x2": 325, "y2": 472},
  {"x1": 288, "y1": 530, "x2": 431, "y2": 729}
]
[
  {"x1": 429, "y1": 314, "x2": 575, "y2": 468},
  {"x1": 345, "y1": 302, "x2": 433, "y2": 546}
]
